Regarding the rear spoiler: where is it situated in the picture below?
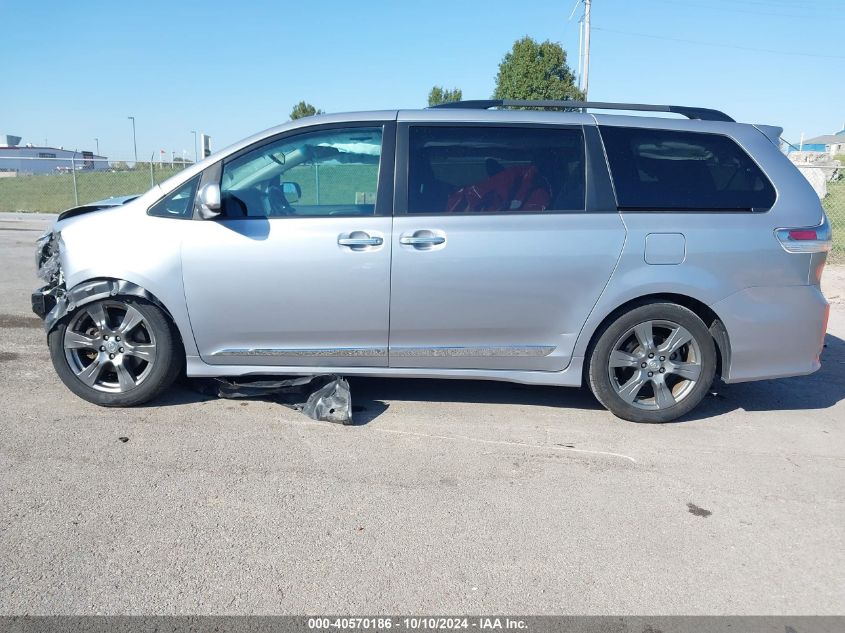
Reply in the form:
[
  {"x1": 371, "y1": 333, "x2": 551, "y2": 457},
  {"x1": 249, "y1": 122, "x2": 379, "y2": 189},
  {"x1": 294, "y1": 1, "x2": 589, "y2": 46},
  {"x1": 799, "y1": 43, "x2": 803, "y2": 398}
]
[{"x1": 753, "y1": 124, "x2": 784, "y2": 147}]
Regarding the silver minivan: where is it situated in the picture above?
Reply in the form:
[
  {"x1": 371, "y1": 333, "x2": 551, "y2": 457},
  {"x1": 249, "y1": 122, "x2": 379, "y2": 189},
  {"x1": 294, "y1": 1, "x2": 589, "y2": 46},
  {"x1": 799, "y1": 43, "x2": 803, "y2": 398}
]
[{"x1": 32, "y1": 101, "x2": 832, "y2": 423}]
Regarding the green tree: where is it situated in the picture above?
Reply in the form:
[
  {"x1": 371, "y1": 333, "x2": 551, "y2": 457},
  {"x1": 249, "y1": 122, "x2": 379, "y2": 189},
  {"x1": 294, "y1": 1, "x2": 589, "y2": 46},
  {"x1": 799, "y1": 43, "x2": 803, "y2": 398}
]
[
  {"x1": 493, "y1": 36, "x2": 583, "y2": 102},
  {"x1": 290, "y1": 101, "x2": 324, "y2": 120},
  {"x1": 427, "y1": 86, "x2": 463, "y2": 107}
]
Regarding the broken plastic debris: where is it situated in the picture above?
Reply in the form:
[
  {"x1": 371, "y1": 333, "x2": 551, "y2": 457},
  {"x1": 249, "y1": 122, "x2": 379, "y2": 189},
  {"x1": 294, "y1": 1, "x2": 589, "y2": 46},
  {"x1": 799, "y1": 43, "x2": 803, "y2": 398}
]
[
  {"x1": 35, "y1": 232, "x2": 61, "y2": 283},
  {"x1": 194, "y1": 374, "x2": 353, "y2": 424}
]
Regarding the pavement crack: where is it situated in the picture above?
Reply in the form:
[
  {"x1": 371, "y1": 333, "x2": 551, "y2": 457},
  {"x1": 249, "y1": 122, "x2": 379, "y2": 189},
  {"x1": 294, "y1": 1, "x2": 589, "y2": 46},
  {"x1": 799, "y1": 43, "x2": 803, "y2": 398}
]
[{"x1": 370, "y1": 427, "x2": 637, "y2": 463}]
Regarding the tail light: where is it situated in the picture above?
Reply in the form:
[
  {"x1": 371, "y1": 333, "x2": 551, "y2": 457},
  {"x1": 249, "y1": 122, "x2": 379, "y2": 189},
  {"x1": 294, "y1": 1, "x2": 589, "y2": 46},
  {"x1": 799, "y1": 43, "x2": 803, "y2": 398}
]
[{"x1": 775, "y1": 214, "x2": 832, "y2": 253}]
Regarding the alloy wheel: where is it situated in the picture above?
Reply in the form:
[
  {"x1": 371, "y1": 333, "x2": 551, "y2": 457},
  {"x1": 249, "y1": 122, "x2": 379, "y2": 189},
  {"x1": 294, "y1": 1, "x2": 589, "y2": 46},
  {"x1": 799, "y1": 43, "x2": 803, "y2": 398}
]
[
  {"x1": 607, "y1": 319, "x2": 703, "y2": 410},
  {"x1": 63, "y1": 301, "x2": 157, "y2": 393}
]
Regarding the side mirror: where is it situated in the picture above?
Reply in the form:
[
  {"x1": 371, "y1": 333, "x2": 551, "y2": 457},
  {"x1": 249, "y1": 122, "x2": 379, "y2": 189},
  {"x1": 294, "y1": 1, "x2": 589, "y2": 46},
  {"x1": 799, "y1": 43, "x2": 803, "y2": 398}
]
[
  {"x1": 281, "y1": 181, "x2": 301, "y2": 203},
  {"x1": 197, "y1": 183, "x2": 222, "y2": 219}
]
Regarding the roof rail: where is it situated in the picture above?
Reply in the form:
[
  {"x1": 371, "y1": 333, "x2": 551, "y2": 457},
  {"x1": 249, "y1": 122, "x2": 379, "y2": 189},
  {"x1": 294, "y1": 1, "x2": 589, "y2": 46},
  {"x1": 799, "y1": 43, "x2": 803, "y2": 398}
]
[{"x1": 430, "y1": 100, "x2": 735, "y2": 123}]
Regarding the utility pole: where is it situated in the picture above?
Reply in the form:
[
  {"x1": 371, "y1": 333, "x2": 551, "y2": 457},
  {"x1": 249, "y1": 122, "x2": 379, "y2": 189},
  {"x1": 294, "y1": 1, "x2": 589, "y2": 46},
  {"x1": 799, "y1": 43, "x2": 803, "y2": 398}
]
[
  {"x1": 191, "y1": 130, "x2": 198, "y2": 163},
  {"x1": 94, "y1": 138, "x2": 99, "y2": 155},
  {"x1": 128, "y1": 116, "x2": 138, "y2": 164},
  {"x1": 577, "y1": 17, "x2": 583, "y2": 89},
  {"x1": 582, "y1": 0, "x2": 592, "y2": 99}
]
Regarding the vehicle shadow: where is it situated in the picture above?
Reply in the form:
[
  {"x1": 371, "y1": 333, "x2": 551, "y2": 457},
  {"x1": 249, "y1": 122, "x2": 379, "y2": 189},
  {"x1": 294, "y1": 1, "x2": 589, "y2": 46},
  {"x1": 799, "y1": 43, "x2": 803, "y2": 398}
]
[
  {"x1": 148, "y1": 333, "x2": 845, "y2": 425},
  {"x1": 148, "y1": 374, "x2": 601, "y2": 425},
  {"x1": 681, "y1": 333, "x2": 845, "y2": 422},
  {"x1": 347, "y1": 374, "x2": 605, "y2": 423},
  {"x1": 146, "y1": 380, "x2": 217, "y2": 407},
  {"x1": 352, "y1": 332, "x2": 845, "y2": 425}
]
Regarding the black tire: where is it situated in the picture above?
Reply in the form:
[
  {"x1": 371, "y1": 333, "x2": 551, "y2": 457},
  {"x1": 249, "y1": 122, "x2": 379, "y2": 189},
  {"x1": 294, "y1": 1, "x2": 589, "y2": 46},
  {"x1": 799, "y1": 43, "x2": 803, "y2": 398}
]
[
  {"x1": 48, "y1": 297, "x2": 183, "y2": 407},
  {"x1": 588, "y1": 302, "x2": 716, "y2": 423}
]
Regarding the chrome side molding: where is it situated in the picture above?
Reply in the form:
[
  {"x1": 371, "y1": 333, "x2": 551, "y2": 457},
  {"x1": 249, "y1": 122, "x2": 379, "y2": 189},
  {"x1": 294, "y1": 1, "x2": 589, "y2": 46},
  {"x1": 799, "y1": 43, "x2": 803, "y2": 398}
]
[
  {"x1": 214, "y1": 347, "x2": 388, "y2": 358},
  {"x1": 390, "y1": 345, "x2": 555, "y2": 358},
  {"x1": 213, "y1": 345, "x2": 556, "y2": 358}
]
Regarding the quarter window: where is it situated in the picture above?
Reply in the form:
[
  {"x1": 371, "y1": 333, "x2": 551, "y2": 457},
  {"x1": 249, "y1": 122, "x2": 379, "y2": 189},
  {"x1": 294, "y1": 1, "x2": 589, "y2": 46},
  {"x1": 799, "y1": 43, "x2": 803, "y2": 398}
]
[
  {"x1": 600, "y1": 126, "x2": 776, "y2": 211},
  {"x1": 407, "y1": 126, "x2": 586, "y2": 214},
  {"x1": 220, "y1": 127, "x2": 383, "y2": 218},
  {"x1": 148, "y1": 175, "x2": 200, "y2": 218}
]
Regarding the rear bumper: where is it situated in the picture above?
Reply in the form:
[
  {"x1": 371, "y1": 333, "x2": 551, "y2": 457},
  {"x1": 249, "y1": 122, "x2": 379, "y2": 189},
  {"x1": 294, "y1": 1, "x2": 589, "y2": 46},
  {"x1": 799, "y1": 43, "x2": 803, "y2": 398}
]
[{"x1": 713, "y1": 284, "x2": 829, "y2": 383}]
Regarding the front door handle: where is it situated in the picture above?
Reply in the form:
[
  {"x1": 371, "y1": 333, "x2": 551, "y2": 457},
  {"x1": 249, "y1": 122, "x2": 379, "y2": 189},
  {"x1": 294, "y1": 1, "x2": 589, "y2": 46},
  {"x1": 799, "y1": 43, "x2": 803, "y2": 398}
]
[
  {"x1": 338, "y1": 231, "x2": 384, "y2": 250},
  {"x1": 338, "y1": 236, "x2": 383, "y2": 247}
]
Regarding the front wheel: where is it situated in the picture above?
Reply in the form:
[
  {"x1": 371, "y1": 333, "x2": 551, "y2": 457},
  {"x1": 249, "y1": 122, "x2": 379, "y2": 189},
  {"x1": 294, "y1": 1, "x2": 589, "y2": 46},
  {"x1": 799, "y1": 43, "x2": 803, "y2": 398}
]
[
  {"x1": 588, "y1": 303, "x2": 717, "y2": 423},
  {"x1": 48, "y1": 297, "x2": 182, "y2": 407}
]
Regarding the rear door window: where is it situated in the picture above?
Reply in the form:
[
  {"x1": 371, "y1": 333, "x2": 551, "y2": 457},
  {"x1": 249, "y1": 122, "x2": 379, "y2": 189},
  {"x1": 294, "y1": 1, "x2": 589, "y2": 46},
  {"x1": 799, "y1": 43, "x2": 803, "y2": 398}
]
[
  {"x1": 599, "y1": 126, "x2": 776, "y2": 211},
  {"x1": 407, "y1": 126, "x2": 586, "y2": 214}
]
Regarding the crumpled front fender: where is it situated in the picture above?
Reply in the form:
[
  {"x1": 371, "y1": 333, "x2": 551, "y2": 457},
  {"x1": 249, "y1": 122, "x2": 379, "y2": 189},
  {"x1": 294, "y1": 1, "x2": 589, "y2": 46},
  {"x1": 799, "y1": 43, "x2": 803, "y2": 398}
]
[{"x1": 41, "y1": 278, "x2": 162, "y2": 333}]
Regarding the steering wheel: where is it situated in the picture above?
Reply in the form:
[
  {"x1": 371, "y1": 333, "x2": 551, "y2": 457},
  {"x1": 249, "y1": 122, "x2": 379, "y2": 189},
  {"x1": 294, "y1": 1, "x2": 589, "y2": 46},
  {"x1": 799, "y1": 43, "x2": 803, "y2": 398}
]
[{"x1": 267, "y1": 184, "x2": 294, "y2": 216}]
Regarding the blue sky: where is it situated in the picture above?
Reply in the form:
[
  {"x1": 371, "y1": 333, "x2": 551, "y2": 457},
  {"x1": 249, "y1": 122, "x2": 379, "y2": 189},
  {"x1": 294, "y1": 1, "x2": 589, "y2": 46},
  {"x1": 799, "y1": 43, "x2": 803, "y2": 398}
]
[{"x1": 1, "y1": 0, "x2": 843, "y2": 160}]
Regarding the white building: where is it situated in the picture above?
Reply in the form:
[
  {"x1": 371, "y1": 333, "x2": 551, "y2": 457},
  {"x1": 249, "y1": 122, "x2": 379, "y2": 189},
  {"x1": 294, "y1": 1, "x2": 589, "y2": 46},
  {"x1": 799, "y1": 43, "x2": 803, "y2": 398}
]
[{"x1": 0, "y1": 134, "x2": 108, "y2": 175}]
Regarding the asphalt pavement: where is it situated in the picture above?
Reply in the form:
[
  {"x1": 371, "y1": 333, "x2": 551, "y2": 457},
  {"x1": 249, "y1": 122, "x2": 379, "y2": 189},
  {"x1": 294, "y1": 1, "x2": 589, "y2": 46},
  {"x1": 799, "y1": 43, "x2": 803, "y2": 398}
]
[{"x1": 0, "y1": 213, "x2": 842, "y2": 614}]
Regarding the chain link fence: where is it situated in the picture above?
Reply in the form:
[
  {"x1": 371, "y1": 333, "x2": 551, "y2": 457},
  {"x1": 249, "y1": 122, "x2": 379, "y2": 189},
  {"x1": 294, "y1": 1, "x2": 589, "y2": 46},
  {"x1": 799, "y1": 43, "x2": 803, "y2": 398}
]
[
  {"x1": 822, "y1": 172, "x2": 844, "y2": 263},
  {"x1": 0, "y1": 157, "x2": 376, "y2": 213},
  {"x1": 0, "y1": 156, "x2": 190, "y2": 213},
  {"x1": 792, "y1": 161, "x2": 844, "y2": 263}
]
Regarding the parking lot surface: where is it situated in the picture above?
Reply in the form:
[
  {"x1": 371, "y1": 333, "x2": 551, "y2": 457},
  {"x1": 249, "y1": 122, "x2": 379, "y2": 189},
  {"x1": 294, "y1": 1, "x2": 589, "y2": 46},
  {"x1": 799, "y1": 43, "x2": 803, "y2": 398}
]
[{"x1": 1, "y1": 213, "x2": 843, "y2": 615}]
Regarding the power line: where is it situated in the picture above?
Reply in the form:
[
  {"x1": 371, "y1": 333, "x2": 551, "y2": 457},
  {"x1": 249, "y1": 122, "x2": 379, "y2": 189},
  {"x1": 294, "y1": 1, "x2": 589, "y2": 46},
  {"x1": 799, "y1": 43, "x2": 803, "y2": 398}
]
[
  {"x1": 645, "y1": 0, "x2": 844, "y2": 21},
  {"x1": 592, "y1": 27, "x2": 845, "y2": 60},
  {"x1": 662, "y1": 0, "x2": 838, "y2": 8}
]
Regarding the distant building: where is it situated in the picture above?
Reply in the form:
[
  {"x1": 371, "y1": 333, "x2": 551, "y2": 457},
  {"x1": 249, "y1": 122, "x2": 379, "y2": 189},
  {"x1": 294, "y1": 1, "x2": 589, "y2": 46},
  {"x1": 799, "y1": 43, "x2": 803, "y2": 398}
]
[
  {"x1": 798, "y1": 125, "x2": 845, "y2": 156},
  {"x1": 0, "y1": 134, "x2": 108, "y2": 175}
]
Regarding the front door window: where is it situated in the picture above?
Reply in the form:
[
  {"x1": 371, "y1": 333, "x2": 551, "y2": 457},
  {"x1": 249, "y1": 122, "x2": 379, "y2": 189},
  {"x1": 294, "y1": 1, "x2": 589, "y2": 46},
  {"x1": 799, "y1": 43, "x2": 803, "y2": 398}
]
[{"x1": 220, "y1": 127, "x2": 384, "y2": 218}]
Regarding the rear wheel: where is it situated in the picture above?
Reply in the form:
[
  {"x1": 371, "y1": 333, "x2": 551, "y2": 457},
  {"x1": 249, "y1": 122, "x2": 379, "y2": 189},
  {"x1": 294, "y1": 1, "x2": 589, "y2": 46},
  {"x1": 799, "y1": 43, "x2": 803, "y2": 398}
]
[
  {"x1": 588, "y1": 303, "x2": 716, "y2": 423},
  {"x1": 48, "y1": 297, "x2": 182, "y2": 407}
]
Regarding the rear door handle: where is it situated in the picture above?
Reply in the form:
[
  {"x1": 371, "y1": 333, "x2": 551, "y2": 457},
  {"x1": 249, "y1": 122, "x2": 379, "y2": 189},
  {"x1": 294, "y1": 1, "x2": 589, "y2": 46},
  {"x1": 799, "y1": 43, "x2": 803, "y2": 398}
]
[{"x1": 399, "y1": 236, "x2": 445, "y2": 246}]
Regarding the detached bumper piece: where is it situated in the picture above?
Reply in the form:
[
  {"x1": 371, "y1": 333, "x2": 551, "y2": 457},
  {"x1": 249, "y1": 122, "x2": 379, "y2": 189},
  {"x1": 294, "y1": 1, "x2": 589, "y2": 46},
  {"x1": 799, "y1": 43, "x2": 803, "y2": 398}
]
[
  {"x1": 31, "y1": 287, "x2": 56, "y2": 320},
  {"x1": 192, "y1": 375, "x2": 353, "y2": 424}
]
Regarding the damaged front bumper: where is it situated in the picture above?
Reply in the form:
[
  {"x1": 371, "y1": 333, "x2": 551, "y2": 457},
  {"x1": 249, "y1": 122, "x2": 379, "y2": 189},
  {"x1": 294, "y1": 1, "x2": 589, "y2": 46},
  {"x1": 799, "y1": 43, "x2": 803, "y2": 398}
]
[
  {"x1": 31, "y1": 286, "x2": 57, "y2": 320},
  {"x1": 193, "y1": 375, "x2": 354, "y2": 424},
  {"x1": 32, "y1": 230, "x2": 65, "y2": 327},
  {"x1": 32, "y1": 230, "x2": 157, "y2": 333}
]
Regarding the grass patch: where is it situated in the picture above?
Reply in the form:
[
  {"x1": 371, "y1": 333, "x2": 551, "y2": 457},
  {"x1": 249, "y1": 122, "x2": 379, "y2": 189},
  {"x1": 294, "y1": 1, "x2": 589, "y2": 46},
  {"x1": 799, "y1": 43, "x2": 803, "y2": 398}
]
[
  {"x1": 285, "y1": 164, "x2": 378, "y2": 205},
  {"x1": 0, "y1": 165, "x2": 377, "y2": 213},
  {"x1": 0, "y1": 168, "x2": 184, "y2": 213}
]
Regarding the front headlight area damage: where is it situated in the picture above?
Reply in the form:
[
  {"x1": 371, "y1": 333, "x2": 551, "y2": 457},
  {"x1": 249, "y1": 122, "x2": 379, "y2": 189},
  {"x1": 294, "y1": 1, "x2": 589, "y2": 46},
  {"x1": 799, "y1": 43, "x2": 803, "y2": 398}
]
[
  {"x1": 32, "y1": 230, "x2": 65, "y2": 324},
  {"x1": 35, "y1": 230, "x2": 62, "y2": 284},
  {"x1": 32, "y1": 230, "x2": 162, "y2": 332}
]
